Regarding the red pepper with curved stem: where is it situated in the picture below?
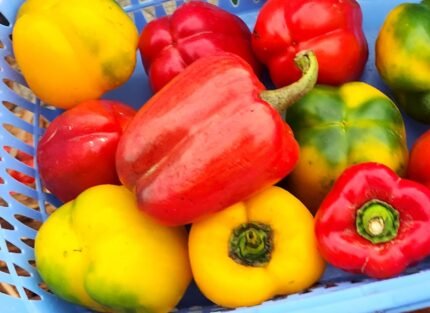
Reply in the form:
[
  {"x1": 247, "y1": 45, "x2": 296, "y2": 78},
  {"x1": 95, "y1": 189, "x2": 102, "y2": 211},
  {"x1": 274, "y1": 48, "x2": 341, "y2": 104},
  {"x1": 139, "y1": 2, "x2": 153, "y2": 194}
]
[
  {"x1": 315, "y1": 162, "x2": 430, "y2": 279},
  {"x1": 139, "y1": 1, "x2": 261, "y2": 92},
  {"x1": 252, "y1": 0, "x2": 368, "y2": 87},
  {"x1": 116, "y1": 50, "x2": 317, "y2": 226}
]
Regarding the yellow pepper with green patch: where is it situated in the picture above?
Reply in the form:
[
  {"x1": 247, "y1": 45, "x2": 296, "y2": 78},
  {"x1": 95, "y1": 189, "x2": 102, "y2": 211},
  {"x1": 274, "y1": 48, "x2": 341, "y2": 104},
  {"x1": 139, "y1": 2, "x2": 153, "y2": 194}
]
[
  {"x1": 189, "y1": 186, "x2": 325, "y2": 308},
  {"x1": 12, "y1": 0, "x2": 138, "y2": 109},
  {"x1": 35, "y1": 185, "x2": 191, "y2": 313},
  {"x1": 282, "y1": 82, "x2": 408, "y2": 213},
  {"x1": 376, "y1": 0, "x2": 430, "y2": 123}
]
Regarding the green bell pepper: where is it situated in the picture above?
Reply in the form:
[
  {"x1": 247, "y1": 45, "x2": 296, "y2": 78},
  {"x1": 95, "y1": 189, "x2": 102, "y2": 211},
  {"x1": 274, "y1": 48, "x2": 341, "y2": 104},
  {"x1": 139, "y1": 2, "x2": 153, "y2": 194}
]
[
  {"x1": 283, "y1": 82, "x2": 408, "y2": 212},
  {"x1": 376, "y1": 0, "x2": 430, "y2": 123}
]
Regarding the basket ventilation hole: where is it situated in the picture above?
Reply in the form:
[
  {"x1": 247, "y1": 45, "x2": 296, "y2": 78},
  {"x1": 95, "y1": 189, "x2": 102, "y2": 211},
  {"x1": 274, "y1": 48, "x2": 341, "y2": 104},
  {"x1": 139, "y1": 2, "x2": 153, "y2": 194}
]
[
  {"x1": 7, "y1": 168, "x2": 35, "y2": 189},
  {"x1": 44, "y1": 201, "x2": 58, "y2": 215},
  {"x1": 24, "y1": 287, "x2": 41, "y2": 300},
  {"x1": 6, "y1": 240, "x2": 22, "y2": 254},
  {"x1": 162, "y1": 0, "x2": 177, "y2": 15},
  {"x1": 0, "y1": 259, "x2": 9, "y2": 274},
  {"x1": 2, "y1": 101, "x2": 37, "y2": 126},
  {"x1": 10, "y1": 192, "x2": 39, "y2": 212},
  {"x1": 0, "y1": 217, "x2": 14, "y2": 230},
  {"x1": 3, "y1": 54, "x2": 19, "y2": 72},
  {"x1": 14, "y1": 214, "x2": 42, "y2": 231},
  {"x1": 3, "y1": 146, "x2": 35, "y2": 188},
  {"x1": 21, "y1": 237, "x2": 35, "y2": 249},
  {"x1": 2, "y1": 101, "x2": 50, "y2": 133},
  {"x1": 38, "y1": 281, "x2": 53, "y2": 295},
  {"x1": 0, "y1": 13, "x2": 10, "y2": 27},
  {"x1": 3, "y1": 123, "x2": 34, "y2": 147},
  {"x1": 2, "y1": 79, "x2": 37, "y2": 104},
  {"x1": 0, "y1": 282, "x2": 19, "y2": 298},
  {"x1": 2, "y1": 123, "x2": 35, "y2": 188},
  {"x1": 118, "y1": 0, "x2": 131, "y2": 6},
  {"x1": 14, "y1": 264, "x2": 31, "y2": 277},
  {"x1": 28, "y1": 259, "x2": 36, "y2": 269},
  {"x1": 0, "y1": 197, "x2": 8, "y2": 207},
  {"x1": 140, "y1": 6, "x2": 156, "y2": 23}
]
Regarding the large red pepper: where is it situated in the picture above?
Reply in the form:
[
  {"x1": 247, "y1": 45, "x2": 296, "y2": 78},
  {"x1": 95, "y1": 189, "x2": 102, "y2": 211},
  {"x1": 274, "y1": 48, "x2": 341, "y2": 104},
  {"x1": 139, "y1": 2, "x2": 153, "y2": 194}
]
[
  {"x1": 139, "y1": 1, "x2": 261, "y2": 92},
  {"x1": 116, "y1": 50, "x2": 318, "y2": 226},
  {"x1": 315, "y1": 162, "x2": 430, "y2": 279},
  {"x1": 252, "y1": 0, "x2": 368, "y2": 87}
]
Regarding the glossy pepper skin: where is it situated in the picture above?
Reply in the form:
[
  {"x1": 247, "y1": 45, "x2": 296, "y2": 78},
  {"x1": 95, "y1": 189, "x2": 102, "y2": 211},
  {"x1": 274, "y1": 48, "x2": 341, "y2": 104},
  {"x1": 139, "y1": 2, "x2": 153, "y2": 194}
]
[
  {"x1": 283, "y1": 82, "x2": 408, "y2": 213},
  {"x1": 116, "y1": 51, "x2": 318, "y2": 226},
  {"x1": 12, "y1": 0, "x2": 138, "y2": 109},
  {"x1": 139, "y1": 1, "x2": 261, "y2": 92},
  {"x1": 315, "y1": 162, "x2": 430, "y2": 279},
  {"x1": 37, "y1": 100, "x2": 136, "y2": 203},
  {"x1": 35, "y1": 185, "x2": 191, "y2": 313},
  {"x1": 407, "y1": 130, "x2": 430, "y2": 189},
  {"x1": 252, "y1": 0, "x2": 368, "y2": 87},
  {"x1": 189, "y1": 186, "x2": 325, "y2": 308},
  {"x1": 375, "y1": 0, "x2": 430, "y2": 123}
]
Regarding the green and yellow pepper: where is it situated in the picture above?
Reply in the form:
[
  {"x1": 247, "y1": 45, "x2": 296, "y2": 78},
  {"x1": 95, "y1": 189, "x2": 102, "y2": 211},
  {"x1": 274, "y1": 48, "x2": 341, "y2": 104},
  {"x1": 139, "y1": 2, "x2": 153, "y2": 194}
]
[
  {"x1": 35, "y1": 185, "x2": 191, "y2": 313},
  {"x1": 13, "y1": 0, "x2": 138, "y2": 109},
  {"x1": 189, "y1": 186, "x2": 325, "y2": 308},
  {"x1": 283, "y1": 82, "x2": 408, "y2": 212},
  {"x1": 376, "y1": 0, "x2": 430, "y2": 123}
]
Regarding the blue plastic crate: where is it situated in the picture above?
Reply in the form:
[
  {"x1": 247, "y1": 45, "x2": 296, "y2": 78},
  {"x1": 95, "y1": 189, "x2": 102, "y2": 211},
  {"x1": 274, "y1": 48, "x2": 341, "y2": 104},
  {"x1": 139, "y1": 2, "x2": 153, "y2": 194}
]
[{"x1": 0, "y1": 0, "x2": 429, "y2": 312}]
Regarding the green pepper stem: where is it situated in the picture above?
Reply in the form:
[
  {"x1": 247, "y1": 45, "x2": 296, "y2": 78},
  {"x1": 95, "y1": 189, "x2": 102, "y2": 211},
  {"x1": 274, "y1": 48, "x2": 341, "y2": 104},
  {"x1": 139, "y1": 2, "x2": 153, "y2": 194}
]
[
  {"x1": 229, "y1": 222, "x2": 273, "y2": 267},
  {"x1": 260, "y1": 50, "x2": 318, "y2": 114},
  {"x1": 356, "y1": 200, "x2": 400, "y2": 244}
]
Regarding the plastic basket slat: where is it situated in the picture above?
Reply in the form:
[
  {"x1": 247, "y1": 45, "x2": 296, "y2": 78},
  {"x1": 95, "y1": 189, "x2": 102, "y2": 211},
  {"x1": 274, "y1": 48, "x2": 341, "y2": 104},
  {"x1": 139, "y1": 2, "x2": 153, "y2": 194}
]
[
  {"x1": 0, "y1": 89, "x2": 36, "y2": 115},
  {"x1": 0, "y1": 0, "x2": 24, "y2": 26},
  {"x1": 387, "y1": 300, "x2": 430, "y2": 313},
  {"x1": 0, "y1": 0, "x2": 429, "y2": 312},
  {"x1": 0, "y1": 68, "x2": 28, "y2": 89},
  {"x1": 232, "y1": 271, "x2": 430, "y2": 313}
]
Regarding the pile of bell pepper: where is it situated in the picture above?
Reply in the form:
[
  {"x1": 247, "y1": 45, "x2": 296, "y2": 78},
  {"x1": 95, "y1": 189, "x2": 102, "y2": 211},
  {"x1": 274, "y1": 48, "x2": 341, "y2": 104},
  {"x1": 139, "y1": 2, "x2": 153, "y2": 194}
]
[{"x1": 9, "y1": 0, "x2": 430, "y2": 312}]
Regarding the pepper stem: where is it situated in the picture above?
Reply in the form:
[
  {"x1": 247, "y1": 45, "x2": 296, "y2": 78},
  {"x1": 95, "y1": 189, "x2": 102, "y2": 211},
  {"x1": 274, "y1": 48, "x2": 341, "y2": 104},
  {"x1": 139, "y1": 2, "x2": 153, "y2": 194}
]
[
  {"x1": 260, "y1": 50, "x2": 318, "y2": 114},
  {"x1": 229, "y1": 222, "x2": 273, "y2": 267},
  {"x1": 356, "y1": 200, "x2": 400, "y2": 244}
]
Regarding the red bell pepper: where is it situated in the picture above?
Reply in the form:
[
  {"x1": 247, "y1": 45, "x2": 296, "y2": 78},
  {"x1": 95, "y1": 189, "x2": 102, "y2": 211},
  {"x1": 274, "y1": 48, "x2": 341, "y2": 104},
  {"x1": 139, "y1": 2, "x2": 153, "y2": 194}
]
[
  {"x1": 138, "y1": 1, "x2": 261, "y2": 92},
  {"x1": 252, "y1": 0, "x2": 368, "y2": 87},
  {"x1": 116, "y1": 50, "x2": 318, "y2": 226},
  {"x1": 407, "y1": 130, "x2": 430, "y2": 190},
  {"x1": 315, "y1": 162, "x2": 430, "y2": 279},
  {"x1": 37, "y1": 100, "x2": 136, "y2": 202}
]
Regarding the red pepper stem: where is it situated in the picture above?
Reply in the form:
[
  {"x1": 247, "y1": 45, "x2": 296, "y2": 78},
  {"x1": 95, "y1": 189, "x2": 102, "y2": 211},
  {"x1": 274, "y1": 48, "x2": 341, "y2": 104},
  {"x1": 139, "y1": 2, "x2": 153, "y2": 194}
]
[
  {"x1": 229, "y1": 222, "x2": 273, "y2": 267},
  {"x1": 356, "y1": 200, "x2": 400, "y2": 244},
  {"x1": 260, "y1": 50, "x2": 318, "y2": 114}
]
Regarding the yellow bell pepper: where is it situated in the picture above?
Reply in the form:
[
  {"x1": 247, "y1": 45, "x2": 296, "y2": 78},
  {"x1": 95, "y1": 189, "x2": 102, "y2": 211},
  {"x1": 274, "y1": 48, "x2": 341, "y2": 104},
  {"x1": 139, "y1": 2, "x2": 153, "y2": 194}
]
[
  {"x1": 189, "y1": 186, "x2": 325, "y2": 308},
  {"x1": 35, "y1": 185, "x2": 191, "y2": 313},
  {"x1": 12, "y1": 0, "x2": 138, "y2": 109}
]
